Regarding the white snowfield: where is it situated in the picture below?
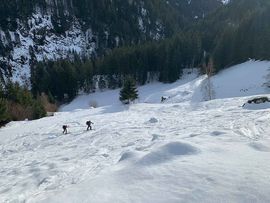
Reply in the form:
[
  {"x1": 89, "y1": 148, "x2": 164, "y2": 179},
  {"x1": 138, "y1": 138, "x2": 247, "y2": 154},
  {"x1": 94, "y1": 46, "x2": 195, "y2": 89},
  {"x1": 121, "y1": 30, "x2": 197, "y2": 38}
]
[{"x1": 1, "y1": 60, "x2": 270, "y2": 203}]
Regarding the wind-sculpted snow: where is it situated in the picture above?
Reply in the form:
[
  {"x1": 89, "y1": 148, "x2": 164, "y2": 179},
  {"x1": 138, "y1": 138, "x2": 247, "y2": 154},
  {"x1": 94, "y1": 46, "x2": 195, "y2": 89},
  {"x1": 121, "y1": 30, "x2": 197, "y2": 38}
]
[
  {"x1": 1, "y1": 61, "x2": 270, "y2": 202},
  {"x1": 1, "y1": 96, "x2": 270, "y2": 202},
  {"x1": 118, "y1": 151, "x2": 140, "y2": 163},
  {"x1": 249, "y1": 142, "x2": 270, "y2": 152},
  {"x1": 137, "y1": 142, "x2": 199, "y2": 166}
]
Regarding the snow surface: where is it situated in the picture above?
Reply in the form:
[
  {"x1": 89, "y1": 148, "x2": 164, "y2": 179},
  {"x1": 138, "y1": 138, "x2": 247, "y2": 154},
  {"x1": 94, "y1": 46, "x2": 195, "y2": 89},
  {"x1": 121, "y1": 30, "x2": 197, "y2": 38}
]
[
  {"x1": 61, "y1": 60, "x2": 270, "y2": 111},
  {"x1": 221, "y1": 0, "x2": 230, "y2": 5},
  {"x1": 1, "y1": 60, "x2": 270, "y2": 202}
]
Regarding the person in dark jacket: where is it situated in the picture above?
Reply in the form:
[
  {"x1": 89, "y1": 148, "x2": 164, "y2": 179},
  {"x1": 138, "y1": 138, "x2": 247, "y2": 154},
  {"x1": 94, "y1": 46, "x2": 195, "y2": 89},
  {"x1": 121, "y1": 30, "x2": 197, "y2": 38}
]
[
  {"x1": 62, "y1": 125, "x2": 68, "y2": 134},
  {"x1": 86, "y1": 121, "x2": 94, "y2": 131}
]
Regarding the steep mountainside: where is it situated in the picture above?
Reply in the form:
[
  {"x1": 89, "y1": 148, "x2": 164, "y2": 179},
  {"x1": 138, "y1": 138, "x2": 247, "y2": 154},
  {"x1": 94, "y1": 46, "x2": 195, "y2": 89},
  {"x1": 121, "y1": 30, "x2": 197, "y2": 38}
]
[
  {"x1": 196, "y1": 0, "x2": 270, "y2": 69},
  {"x1": 0, "y1": 0, "x2": 223, "y2": 84},
  {"x1": 23, "y1": 0, "x2": 270, "y2": 104}
]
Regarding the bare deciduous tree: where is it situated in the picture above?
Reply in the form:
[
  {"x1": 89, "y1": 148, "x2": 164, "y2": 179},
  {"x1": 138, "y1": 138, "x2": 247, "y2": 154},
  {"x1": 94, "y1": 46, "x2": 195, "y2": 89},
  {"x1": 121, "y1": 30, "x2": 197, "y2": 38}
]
[{"x1": 204, "y1": 57, "x2": 215, "y2": 101}]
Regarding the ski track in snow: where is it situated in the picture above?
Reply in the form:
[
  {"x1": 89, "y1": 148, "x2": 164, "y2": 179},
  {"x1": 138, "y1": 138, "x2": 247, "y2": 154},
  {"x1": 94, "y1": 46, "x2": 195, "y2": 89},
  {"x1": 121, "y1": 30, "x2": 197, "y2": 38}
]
[{"x1": 1, "y1": 61, "x2": 270, "y2": 202}]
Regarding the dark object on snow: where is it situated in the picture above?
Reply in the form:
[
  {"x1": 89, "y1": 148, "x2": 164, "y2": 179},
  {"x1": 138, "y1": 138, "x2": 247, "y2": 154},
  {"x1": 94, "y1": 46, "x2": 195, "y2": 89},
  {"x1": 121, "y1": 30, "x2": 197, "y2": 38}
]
[
  {"x1": 86, "y1": 121, "x2": 94, "y2": 131},
  {"x1": 161, "y1": 96, "x2": 167, "y2": 102},
  {"x1": 243, "y1": 96, "x2": 270, "y2": 107},
  {"x1": 62, "y1": 125, "x2": 68, "y2": 134},
  {"x1": 161, "y1": 96, "x2": 170, "y2": 103},
  {"x1": 0, "y1": 120, "x2": 9, "y2": 128}
]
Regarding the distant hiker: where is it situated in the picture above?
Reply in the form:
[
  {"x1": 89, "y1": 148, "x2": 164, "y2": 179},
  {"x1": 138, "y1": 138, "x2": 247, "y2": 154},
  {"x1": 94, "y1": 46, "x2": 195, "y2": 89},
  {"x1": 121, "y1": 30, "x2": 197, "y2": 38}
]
[
  {"x1": 161, "y1": 96, "x2": 166, "y2": 103},
  {"x1": 86, "y1": 120, "x2": 94, "y2": 131},
  {"x1": 62, "y1": 125, "x2": 68, "y2": 134}
]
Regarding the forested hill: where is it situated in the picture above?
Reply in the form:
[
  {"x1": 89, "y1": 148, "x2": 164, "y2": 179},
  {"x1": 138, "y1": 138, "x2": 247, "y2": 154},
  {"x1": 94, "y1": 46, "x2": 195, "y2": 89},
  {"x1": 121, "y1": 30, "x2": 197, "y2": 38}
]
[
  {"x1": 207, "y1": 0, "x2": 270, "y2": 69},
  {"x1": 90, "y1": 0, "x2": 270, "y2": 84},
  {"x1": 0, "y1": 0, "x2": 223, "y2": 84},
  {"x1": 1, "y1": 0, "x2": 270, "y2": 123}
]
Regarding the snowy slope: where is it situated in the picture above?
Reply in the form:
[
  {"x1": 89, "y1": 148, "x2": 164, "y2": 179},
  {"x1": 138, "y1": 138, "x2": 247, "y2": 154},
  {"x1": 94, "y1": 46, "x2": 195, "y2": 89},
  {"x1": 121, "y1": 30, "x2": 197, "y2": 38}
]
[
  {"x1": 212, "y1": 60, "x2": 270, "y2": 99},
  {"x1": 1, "y1": 61, "x2": 270, "y2": 202},
  {"x1": 60, "y1": 69, "x2": 200, "y2": 111},
  {"x1": 61, "y1": 60, "x2": 270, "y2": 111}
]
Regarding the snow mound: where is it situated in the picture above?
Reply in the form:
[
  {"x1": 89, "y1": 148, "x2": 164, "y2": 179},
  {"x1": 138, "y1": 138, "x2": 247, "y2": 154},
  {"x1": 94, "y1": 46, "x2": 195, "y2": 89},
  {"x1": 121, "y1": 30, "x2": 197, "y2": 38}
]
[
  {"x1": 249, "y1": 142, "x2": 270, "y2": 152},
  {"x1": 118, "y1": 151, "x2": 139, "y2": 163},
  {"x1": 137, "y1": 142, "x2": 199, "y2": 166},
  {"x1": 151, "y1": 134, "x2": 162, "y2": 141},
  {"x1": 243, "y1": 102, "x2": 270, "y2": 110}
]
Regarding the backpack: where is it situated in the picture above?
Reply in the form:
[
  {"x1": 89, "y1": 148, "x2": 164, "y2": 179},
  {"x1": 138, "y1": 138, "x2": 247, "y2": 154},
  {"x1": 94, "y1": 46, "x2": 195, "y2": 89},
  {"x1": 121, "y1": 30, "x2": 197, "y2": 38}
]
[{"x1": 86, "y1": 121, "x2": 90, "y2": 125}]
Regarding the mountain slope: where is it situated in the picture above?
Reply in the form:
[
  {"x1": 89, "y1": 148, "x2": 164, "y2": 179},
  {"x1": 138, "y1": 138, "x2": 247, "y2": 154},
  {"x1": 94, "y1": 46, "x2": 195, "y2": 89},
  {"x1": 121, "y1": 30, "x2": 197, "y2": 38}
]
[
  {"x1": 193, "y1": 0, "x2": 270, "y2": 69},
  {"x1": 60, "y1": 60, "x2": 270, "y2": 111},
  {"x1": 0, "y1": 0, "x2": 223, "y2": 84},
  {"x1": 1, "y1": 61, "x2": 270, "y2": 202}
]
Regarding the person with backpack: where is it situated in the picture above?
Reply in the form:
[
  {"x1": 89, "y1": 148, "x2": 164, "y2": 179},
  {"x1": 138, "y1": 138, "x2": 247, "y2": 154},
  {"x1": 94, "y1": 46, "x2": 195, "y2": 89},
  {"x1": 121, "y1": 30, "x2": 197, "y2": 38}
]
[
  {"x1": 62, "y1": 125, "x2": 68, "y2": 134},
  {"x1": 86, "y1": 120, "x2": 94, "y2": 131}
]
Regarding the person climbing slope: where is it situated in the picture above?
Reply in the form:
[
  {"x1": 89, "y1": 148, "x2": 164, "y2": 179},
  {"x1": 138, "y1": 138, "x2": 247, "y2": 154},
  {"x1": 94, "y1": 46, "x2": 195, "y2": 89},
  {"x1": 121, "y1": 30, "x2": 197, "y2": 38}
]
[
  {"x1": 62, "y1": 125, "x2": 68, "y2": 134},
  {"x1": 86, "y1": 120, "x2": 94, "y2": 131}
]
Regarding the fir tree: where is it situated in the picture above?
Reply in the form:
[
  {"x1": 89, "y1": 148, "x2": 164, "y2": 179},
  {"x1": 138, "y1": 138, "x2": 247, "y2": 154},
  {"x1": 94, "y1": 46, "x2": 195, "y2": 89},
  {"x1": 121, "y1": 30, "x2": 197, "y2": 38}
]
[
  {"x1": 119, "y1": 78, "x2": 138, "y2": 104},
  {"x1": 98, "y1": 76, "x2": 107, "y2": 91}
]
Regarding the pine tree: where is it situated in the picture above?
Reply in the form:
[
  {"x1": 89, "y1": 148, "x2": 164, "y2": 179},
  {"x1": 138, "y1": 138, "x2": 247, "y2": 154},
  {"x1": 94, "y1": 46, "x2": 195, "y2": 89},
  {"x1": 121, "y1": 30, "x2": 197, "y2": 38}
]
[
  {"x1": 98, "y1": 76, "x2": 107, "y2": 91},
  {"x1": 119, "y1": 78, "x2": 138, "y2": 104}
]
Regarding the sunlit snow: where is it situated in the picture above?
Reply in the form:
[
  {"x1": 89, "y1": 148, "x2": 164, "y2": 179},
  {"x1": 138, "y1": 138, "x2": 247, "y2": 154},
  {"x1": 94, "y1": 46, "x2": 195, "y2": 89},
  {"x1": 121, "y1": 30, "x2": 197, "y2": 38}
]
[{"x1": 1, "y1": 60, "x2": 270, "y2": 202}]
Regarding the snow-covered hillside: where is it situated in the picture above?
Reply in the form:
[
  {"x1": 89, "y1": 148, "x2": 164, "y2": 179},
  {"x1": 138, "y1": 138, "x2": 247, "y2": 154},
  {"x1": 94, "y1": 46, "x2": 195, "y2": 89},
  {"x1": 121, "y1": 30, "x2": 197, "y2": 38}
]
[
  {"x1": 1, "y1": 61, "x2": 270, "y2": 202},
  {"x1": 0, "y1": 0, "x2": 226, "y2": 85},
  {"x1": 61, "y1": 60, "x2": 270, "y2": 111},
  {"x1": 1, "y1": 13, "x2": 95, "y2": 85},
  {"x1": 0, "y1": 2, "x2": 163, "y2": 85}
]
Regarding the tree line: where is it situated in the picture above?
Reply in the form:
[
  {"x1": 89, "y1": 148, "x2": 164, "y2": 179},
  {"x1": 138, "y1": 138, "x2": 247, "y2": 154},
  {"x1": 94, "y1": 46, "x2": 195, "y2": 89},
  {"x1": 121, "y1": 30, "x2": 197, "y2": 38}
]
[
  {"x1": 31, "y1": 0, "x2": 270, "y2": 102},
  {"x1": 30, "y1": 31, "x2": 202, "y2": 102},
  {"x1": 0, "y1": 82, "x2": 57, "y2": 125},
  {"x1": 2, "y1": 0, "x2": 270, "y2": 123}
]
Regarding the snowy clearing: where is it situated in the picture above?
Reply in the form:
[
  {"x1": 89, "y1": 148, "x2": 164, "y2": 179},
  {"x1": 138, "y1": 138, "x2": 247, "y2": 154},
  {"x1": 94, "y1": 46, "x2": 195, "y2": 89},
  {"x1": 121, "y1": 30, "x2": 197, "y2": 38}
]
[{"x1": 1, "y1": 60, "x2": 270, "y2": 202}]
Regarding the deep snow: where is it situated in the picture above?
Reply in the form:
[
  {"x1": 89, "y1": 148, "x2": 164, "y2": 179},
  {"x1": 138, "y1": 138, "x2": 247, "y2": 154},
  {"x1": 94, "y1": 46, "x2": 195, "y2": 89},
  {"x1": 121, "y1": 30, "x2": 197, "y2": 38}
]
[{"x1": 1, "y1": 60, "x2": 270, "y2": 203}]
